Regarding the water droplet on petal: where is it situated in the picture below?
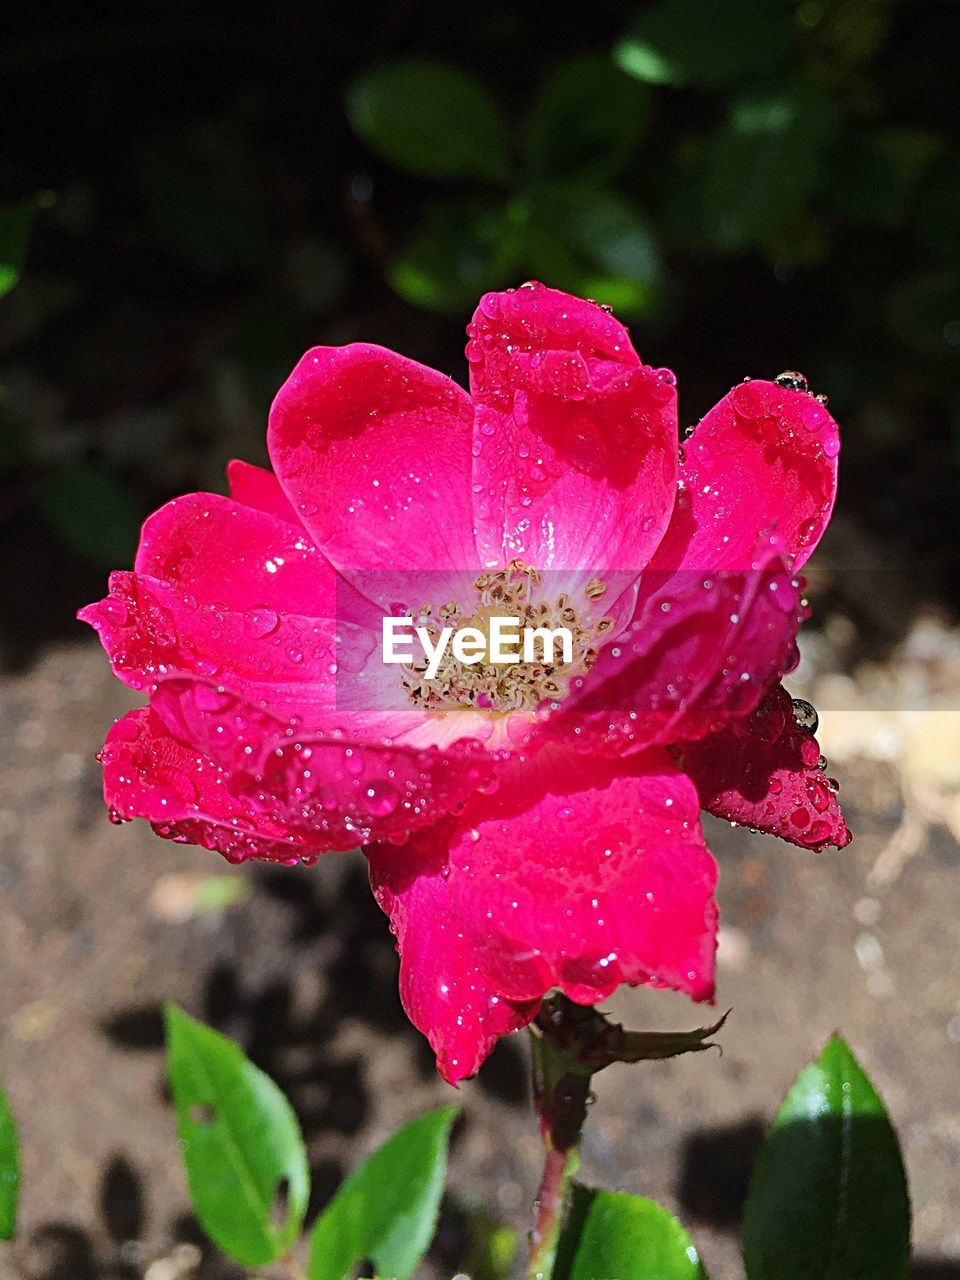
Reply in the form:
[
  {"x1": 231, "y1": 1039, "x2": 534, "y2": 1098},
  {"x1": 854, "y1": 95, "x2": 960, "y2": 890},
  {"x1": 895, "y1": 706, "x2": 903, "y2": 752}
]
[
  {"x1": 775, "y1": 370, "x2": 809, "y2": 392},
  {"x1": 791, "y1": 698, "x2": 819, "y2": 734},
  {"x1": 362, "y1": 781, "x2": 399, "y2": 817},
  {"x1": 245, "y1": 606, "x2": 280, "y2": 638}
]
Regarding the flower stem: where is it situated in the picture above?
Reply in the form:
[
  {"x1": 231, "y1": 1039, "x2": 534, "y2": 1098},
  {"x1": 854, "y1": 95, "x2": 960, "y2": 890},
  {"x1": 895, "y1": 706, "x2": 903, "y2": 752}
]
[
  {"x1": 524, "y1": 994, "x2": 729, "y2": 1278},
  {"x1": 526, "y1": 1001, "x2": 593, "y2": 1280},
  {"x1": 527, "y1": 1136, "x2": 583, "y2": 1280}
]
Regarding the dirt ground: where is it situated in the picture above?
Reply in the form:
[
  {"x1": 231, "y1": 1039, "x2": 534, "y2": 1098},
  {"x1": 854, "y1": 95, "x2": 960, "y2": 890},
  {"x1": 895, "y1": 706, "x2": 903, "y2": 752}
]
[{"x1": 1, "y1": 619, "x2": 960, "y2": 1280}]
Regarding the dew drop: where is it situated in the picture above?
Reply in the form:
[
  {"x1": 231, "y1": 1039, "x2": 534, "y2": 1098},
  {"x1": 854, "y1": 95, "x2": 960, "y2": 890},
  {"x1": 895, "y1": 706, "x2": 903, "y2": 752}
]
[
  {"x1": 774, "y1": 370, "x2": 809, "y2": 393},
  {"x1": 245, "y1": 606, "x2": 280, "y2": 638},
  {"x1": 362, "y1": 781, "x2": 399, "y2": 817},
  {"x1": 791, "y1": 698, "x2": 819, "y2": 734}
]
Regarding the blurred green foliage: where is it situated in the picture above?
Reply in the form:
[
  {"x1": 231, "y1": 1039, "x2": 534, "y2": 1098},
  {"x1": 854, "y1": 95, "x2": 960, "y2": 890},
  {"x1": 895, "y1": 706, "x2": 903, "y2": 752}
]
[
  {"x1": 349, "y1": 53, "x2": 661, "y2": 316},
  {"x1": 346, "y1": 1, "x2": 951, "y2": 319},
  {"x1": 0, "y1": 201, "x2": 38, "y2": 300},
  {"x1": 0, "y1": 0, "x2": 959, "y2": 614},
  {"x1": 0, "y1": 1082, "x2": 19, "y2": 1241}
]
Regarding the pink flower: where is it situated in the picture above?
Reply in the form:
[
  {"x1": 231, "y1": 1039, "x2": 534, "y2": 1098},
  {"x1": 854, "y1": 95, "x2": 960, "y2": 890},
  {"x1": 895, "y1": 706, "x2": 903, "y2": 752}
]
[{"x1": 81, "y1": 284, "x2": 850, "y2": 1083}]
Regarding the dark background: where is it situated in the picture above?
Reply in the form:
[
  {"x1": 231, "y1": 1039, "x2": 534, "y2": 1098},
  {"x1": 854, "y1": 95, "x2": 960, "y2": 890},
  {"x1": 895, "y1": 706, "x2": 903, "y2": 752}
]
[{"x1": 2, "y1": 3, "x2": 960, "y2": 1278}]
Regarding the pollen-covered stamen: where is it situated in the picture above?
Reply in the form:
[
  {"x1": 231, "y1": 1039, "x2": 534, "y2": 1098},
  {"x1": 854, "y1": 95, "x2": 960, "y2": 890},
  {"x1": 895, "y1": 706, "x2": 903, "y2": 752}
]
[{"x1": 400, "y1": 559, "x2": 612, "y2": 714}]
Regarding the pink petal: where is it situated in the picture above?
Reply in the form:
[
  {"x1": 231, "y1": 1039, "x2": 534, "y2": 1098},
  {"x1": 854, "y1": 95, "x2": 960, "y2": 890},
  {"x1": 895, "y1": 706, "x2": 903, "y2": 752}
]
[
  {"x1": 82, "y1": 579, "x2": 498, "y2": 852},
  {"x1": 82, "y1": 562, "x2": 503, "y2": 850},
  {"x1": 119, "y1": 668, "x2": 495, "y2": 854},
  {"x1": 84, "y1": 489, "x2": 417, "y2": 730},
  {"x1": 467, "y1": 283, "x2": 677, "y2": 582},
  {"x1": 81, "y1": 489, "x2": 503, "y2": 851},
  {"x1": 368, "y1": 841, "x2": 539, "y2": 1084},
  {"x1": 445, "y1": 747, "x2": 717, "y2": 1006},
  {"x1": 544, "y1": 551, "x2": 803, "y2": 755},
  {"x1": 268, "y1": 344, "x2": 480, "y2": 592},
  {"x1": 681, "y1": 685, "x2": 851, "y2": 852},
  {"x1": 80, "y1": 569, "x2": 342, "y2": 698},
  {"x1": 650, "y1": 379, "x2": 840, "y2": 573},
  {"x1": 135, "y1": 491, "x2": 338, "y2": 615},
  {"x1": 227, "y1": 459, "x2": 299, "y2": 525},
  {"x1": 81, "y1": 493, "x2": 345, "y2": 698},
  {"x1": 101, "y1": 707, "x2": 320, "y2": 865}
]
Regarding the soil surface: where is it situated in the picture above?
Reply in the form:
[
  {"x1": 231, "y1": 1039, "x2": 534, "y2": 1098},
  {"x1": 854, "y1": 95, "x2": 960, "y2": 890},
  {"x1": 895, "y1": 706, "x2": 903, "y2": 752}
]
[{"x1": 1, "y1": 619, "x2": 960, "y2": 1280}]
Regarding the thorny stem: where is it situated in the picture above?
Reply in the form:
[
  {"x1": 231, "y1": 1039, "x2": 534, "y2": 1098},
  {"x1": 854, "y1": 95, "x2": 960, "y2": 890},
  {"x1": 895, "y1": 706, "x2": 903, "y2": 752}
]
[{"x1": 525, "y1": 995, "x2": 729, "y2": 1279}]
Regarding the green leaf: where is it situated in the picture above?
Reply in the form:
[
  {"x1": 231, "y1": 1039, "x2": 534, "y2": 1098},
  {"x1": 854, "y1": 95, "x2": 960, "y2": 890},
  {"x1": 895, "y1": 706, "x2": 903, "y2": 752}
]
[
  {"x1": 528, "y1": 188, "x2": 662, "y2": 318},
  {"x1": 347, "y1": 62, "x2": 511, "y2": 183},
  {"x1": 388, "y1": 198, "x2": 524, "y2": 315},
  {"x1": 307, "y1": 1106, "x2": 457, "y2": 1280},
  {"x1": 615, "y1": 0, "x2": 796, "y2": 88},
  {"x1": 558, "y1": 1185, "x2": 707, "y2": 1280},
  {"x1": 0, "y1": 1085, "x2": 20, "y2": 1240},
  {"x1": 563, "y1": 192, "x2": 661, "y2": 287},
  {"x1": 742, "y1": 1034, "x2": 911, "y2": 1280},
  {"x1": 165, "y1": 1004, "x2": 309, "y2": 1267},
  {"x1": 527, "y1": 55, "x2": 650, "y2": 183},
  {"x1": 0, "y1": 200, "x2": 39, "y2": 299},
  {"x1": 698, "y1": 79, "x2": 837, "y2": 252}
]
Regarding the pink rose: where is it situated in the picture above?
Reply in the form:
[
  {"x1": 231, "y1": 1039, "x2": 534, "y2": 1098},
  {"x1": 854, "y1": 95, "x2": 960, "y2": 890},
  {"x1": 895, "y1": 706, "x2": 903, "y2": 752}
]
[{"x1": 81, "y1": 284, "x2": 849, "y2": 1083}]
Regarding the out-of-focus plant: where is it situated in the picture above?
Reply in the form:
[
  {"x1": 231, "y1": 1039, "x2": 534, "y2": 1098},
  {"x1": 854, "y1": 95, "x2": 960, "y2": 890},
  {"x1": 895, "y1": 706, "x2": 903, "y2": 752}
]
[
  {"x1": 345, "y1": 2, "x2": 960, "y2": 501},
  {"x1": 0, "y1": 195, "x2": 151, "y2": 571},
  {"x1": 0, "y1": 201, "x2": 38, "y2": 301},
  {"x1": 346, "y1": 56, "x2": 662, "y2": 317},
  {"x1": 3, "y1": 3, "x2": 959, "y2": 585},
  {"x1": 0, "y1": 1083, "x2": 19, "y2": 1242},
  {"x1": 158, "y1": 1008, "x2": 910, "y2": 1278},
  {"x1": 613, "y1": 0, "x2": 944, "y2": 266}
]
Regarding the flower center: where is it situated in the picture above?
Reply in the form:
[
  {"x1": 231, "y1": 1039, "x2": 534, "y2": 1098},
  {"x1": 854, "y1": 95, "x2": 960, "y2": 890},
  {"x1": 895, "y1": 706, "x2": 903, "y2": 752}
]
[{"x1": 400, "y1": 559, "x2": 612, "y2": 714}]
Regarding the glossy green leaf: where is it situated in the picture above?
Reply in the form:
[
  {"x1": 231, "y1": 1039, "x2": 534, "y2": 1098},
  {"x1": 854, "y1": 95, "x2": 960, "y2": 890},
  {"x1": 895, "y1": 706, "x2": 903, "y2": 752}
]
[
  {"x1": 165, "y1": 1004, "x2": 309, "y2": 1267},
  {"x1": 36, "y1": 462, "x2": 145, "y2": 567},
  {"x1": 615, "y1": 0, "x2": 795, "y2": 88},
  {"x1": 743, "y1": 1034, "x2": 910, "y2": 1280},
  {"x1": 527, "y1": 55, "x2": 650, "y2": 183},
  {"x1": 307, "y1": 1106, "x2": 457, "y2": 1280},
  {"x1": 558, "y1": 1185, "x2": 707, "y2": 1280},
  {"x1": 0, "y1": 200, "x2": 38, "y2": 299},
  {"x1": 388, "y1": 198, "x2": 523, "y2": 314},
  {"x1": 564, "y1": 192, "x2": 660, "y2": 288},
  {"x1": 0, "y1": 1085, "x2": 20, "y2": 1240},
  {"x1": 347, "y1": 62, "x2": 510, "y2": 182},
  {"x1": 528, "y1": 188, "x2": 661, "y2": 317},
  {"x1": 699, "y1": 80, "x2": 837, "y2": 251}
]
